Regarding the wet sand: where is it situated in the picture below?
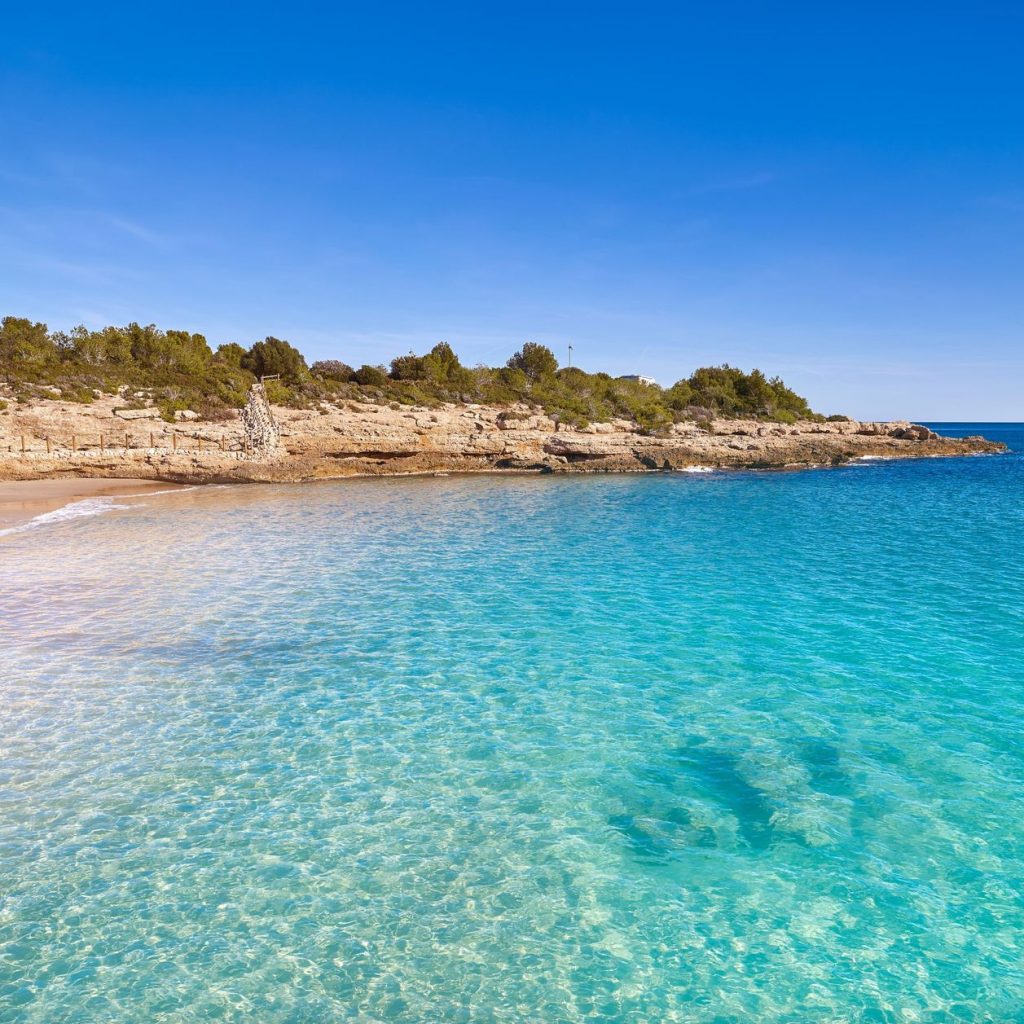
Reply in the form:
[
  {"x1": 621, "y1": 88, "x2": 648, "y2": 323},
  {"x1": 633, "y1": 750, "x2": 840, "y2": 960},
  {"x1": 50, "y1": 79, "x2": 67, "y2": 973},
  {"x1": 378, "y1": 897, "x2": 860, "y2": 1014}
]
[{"x1": 0, "y1": 479, "x2": 186, "y2": 531}]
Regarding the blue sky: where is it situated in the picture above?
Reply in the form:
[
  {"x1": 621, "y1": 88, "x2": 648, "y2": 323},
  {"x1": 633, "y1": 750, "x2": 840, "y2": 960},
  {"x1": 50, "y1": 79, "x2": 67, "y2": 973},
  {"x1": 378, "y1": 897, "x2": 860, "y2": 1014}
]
[{"x1": 2, "y1": 2, "x2": 1022, "y2": 419}]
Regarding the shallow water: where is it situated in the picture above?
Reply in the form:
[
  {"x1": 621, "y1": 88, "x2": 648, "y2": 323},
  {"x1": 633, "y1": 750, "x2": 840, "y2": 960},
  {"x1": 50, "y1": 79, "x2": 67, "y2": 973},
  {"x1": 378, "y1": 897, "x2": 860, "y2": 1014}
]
[{"x1": 2, "y1": 426, "x2": 1023, "y2": 1022}]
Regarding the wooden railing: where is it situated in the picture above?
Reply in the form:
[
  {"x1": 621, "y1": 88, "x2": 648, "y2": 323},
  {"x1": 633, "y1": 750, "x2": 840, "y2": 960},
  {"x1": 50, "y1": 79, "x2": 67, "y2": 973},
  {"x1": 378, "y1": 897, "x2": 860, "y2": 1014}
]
[{"x1": 7, "y1": 432, "x2": 249, "y2": 456}]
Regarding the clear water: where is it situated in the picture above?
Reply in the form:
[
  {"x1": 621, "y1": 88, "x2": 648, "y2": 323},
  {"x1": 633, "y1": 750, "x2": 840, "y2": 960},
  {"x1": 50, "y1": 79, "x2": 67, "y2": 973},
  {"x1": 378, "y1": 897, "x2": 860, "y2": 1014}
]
[{"x1": 2, "y1": 426, "x2": 1023, "y2": 1023}]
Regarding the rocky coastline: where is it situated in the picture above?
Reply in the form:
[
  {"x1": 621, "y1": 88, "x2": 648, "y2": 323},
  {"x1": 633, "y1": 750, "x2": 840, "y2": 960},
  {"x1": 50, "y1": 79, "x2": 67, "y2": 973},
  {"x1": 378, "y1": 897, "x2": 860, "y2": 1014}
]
[{"x1": 0, "y1": 386, "x2": 1005, "y2": 485}]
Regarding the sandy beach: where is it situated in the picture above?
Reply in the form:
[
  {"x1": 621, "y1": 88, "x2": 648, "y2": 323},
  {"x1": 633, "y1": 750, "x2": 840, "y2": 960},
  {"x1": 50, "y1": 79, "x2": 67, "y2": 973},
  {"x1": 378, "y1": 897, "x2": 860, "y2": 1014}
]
[{"x1": 0, "y1": 478, "x2": 186, "y2": 531}]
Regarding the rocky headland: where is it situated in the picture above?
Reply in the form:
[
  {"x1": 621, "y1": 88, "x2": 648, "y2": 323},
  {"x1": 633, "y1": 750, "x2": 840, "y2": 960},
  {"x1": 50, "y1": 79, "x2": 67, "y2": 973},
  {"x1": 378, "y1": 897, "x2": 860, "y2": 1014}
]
[{"x1": 0, "y1": 385, "x2": 1004, "y2": 485}]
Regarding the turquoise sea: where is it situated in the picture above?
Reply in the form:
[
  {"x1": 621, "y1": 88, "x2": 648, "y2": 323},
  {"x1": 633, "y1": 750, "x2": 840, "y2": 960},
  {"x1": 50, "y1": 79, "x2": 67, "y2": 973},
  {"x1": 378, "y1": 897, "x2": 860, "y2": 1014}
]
[{"x1": 2, "y1": 425, "x2": 1023, "y2": 1023}]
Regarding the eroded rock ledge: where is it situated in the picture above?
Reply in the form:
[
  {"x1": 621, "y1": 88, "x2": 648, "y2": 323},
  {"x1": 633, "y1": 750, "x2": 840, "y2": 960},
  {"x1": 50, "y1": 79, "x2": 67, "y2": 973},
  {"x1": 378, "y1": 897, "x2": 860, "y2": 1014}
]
[{"x1": 0, "y1": 393, "x2": 1005, "y2": 484}]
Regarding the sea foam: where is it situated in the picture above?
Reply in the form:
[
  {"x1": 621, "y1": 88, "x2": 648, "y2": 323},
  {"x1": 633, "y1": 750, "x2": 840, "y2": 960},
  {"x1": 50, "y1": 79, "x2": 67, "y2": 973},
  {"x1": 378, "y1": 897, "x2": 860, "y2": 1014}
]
[{"x1": 0, "y1": 496, "x2": 130, "y2": 538}]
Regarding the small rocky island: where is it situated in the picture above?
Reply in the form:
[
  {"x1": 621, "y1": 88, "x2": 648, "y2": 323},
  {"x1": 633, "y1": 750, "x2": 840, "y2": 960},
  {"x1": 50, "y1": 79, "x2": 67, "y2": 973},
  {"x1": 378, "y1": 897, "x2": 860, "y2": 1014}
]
[{"x1": 0, "y1": 317, "x2": 1004, "y2": 484}]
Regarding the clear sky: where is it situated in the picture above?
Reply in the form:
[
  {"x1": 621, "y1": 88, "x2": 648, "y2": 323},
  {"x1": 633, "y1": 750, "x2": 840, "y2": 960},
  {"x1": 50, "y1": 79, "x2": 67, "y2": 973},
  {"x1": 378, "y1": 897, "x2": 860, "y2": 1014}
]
[{"x1": 2, "y1": 2, "x2": 1022, "y2": 419}]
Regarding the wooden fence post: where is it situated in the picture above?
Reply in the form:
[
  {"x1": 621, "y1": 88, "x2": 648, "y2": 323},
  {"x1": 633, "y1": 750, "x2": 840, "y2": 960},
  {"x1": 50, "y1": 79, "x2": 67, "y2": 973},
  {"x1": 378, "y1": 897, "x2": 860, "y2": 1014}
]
[
  {"x1": 21, "y1": 435, "x2": 26, "y2": 454},
  {"x1": 71, "y1": 434, "x2": 76, "y2": 452},
  {"x1": 45, "y1": 437, "x2": 51, "y2": 454},
  {"x1": 125, "y1": 432, "x2": 130, "y2": 450},
  {"x1": 100, "y1": 433, "x2": 104, "y2": 453},
  {"x1": 172, "y1": 432, "x2": 178, "y2": 451}
]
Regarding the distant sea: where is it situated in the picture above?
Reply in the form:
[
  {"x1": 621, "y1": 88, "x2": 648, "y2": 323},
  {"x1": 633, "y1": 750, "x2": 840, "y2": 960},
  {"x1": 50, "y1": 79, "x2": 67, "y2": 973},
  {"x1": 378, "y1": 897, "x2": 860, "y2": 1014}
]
[{"x1": 2, "y1": 425, "x2": 1022, "y2": 1021}]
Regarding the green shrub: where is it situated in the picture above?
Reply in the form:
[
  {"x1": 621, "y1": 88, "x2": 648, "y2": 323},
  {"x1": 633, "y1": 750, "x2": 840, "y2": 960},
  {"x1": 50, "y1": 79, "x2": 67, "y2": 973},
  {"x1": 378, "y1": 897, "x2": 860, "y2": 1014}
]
[
  {"x1": 0, "y1": 314, "x2": 830, "y2": 426},
  {"x1": 157, "y1": 397, "x2": 189, "y2": 422},
  {"x1": 633, "y1": 404, "x2": 673, "y2": 434},
  {"x1": 390, "y1": 353, "x2": 427, "y2": 380},
  {"x1": 215, "y1": 342, "x2": 247, "y2": 367},
  {"x1": 311, "y1": 359, "x2": 355, "y2": 382},
  {"x1": 507, "y1": 342, "x2": 557, "y2": 380},
  {"x1": 354, "y1": 364, "x2": 388, "y2": 387},
  {"x1": 61, "y1": 385, "x2": 96, "y2": 404},
  {"x1": 196, "y1": 398, "x2": 239, "y2": 421},
  {"x1": 0, "y1": 317, "x2": 55, "y2": 364},
  {"x1": 263, "y1": 379, "x2": 295, "y2": 404},
  {"x1": 242, "y1": 337, "x2": 308, "y2": 383}
]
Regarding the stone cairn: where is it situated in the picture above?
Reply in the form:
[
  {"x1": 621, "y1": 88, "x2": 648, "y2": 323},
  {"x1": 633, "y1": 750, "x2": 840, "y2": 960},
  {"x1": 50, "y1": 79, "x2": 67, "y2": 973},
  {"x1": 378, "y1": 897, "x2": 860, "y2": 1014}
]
[{"x1": 239, "y1": 383, "x2": 281, "y2": 458}]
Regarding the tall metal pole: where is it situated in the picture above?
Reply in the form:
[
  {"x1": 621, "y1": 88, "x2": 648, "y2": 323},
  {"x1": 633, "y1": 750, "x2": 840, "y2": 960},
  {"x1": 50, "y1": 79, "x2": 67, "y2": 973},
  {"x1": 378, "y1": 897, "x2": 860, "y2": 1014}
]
[{"x1": 568, "y1": 344, "x2": 573, "y2": 369}]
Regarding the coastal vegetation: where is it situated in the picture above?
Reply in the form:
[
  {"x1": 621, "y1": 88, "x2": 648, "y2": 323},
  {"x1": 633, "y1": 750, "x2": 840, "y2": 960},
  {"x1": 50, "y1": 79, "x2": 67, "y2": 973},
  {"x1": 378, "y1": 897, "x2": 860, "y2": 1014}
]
[{"x1": 0, "y1": 315, "x2": 824, "y2": 429}]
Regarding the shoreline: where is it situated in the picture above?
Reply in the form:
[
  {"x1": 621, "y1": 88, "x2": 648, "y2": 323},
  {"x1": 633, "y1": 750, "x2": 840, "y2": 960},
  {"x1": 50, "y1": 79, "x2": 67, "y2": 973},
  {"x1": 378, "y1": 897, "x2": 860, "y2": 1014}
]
[
  {"x1": 0, "y1": 478, "x2": 186, "y2": 532},
  {"x1": 0, "y1": 445, "x2": 1009, "y2": 533}
]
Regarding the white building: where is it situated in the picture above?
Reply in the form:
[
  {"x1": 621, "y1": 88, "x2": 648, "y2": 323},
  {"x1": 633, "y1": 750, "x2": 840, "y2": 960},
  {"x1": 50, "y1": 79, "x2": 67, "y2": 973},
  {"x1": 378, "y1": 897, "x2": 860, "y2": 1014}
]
[{"x1": 617, "y1": 374, "x2": 657, "y2": 387}]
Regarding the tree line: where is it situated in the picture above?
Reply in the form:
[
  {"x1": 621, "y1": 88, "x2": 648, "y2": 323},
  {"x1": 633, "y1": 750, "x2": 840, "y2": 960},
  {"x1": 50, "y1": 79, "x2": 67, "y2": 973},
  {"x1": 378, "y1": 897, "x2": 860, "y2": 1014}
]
[{"x1": 0, "y1": 316, "x2": 829, "y2": 428}]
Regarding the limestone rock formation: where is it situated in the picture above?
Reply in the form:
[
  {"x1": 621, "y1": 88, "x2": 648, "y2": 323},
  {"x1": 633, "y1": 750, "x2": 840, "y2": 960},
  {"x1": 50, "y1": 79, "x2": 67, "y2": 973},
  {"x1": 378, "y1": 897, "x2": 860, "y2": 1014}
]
[{"x1": 0, "y1": 389, "x2": 1006, "y2": 485}]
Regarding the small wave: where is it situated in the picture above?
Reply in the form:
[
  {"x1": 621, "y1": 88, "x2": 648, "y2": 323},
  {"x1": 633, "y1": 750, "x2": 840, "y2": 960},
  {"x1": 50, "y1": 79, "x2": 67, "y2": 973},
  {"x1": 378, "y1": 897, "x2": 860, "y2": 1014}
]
[
  {"x1": 677, "y1": 465, "x2": 716, "y2": 473},
  {"x1": 0, "y1": 497, "x2": 130, "y2": 538},
  {"x1": 127, "y1": 484, "x2": 208, "y2": 499}
]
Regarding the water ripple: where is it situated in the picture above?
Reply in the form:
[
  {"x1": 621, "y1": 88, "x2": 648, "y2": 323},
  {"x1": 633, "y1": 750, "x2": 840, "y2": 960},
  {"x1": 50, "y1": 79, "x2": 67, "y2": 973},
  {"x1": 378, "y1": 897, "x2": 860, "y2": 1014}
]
[{"x1": 2, "y1": 431, "x2": 1024, "y2": 1021}]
